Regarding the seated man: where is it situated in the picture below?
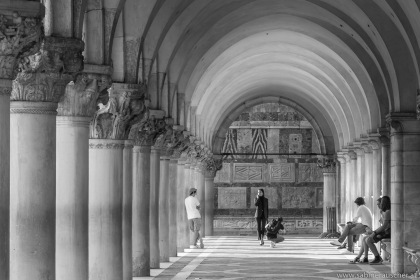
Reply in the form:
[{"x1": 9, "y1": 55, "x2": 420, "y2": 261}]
[
  {"x1": 265, "y1": 217, "x2": 286, "y2": 248},
  {"x1": 330, "y1": 197, "x2": 373, "y2": 253}
]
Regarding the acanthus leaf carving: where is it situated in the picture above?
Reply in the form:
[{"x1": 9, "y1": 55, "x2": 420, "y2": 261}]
[{"x1": 133, "y1": 116, "x2": 166, "y2": 146}]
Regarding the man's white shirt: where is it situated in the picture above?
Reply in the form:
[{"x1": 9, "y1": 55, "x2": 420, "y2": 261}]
[
  {"x1": 353, "y1": 204, "x2": 373, "y2": 228},
  {"x1": 185, "y1": 196, "x2": 201, "y2": 219}
]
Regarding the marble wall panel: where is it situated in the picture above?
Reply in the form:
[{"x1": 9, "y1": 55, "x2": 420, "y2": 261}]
[
  {"x1": 269, "y1": 163, "x2": 295, "y2": 182},
  {"x1": 289, "y1": 134, "x2": 302, "y2": 154},
  {"x1": 311, "y1": 130, "x2": 321, "y2": 154},
  {"x1": 214, "y1": 163, "x2": 231, "y2": 183},
  {"x1": 316, "y1": 187, "x2": 323, "y2": 208},
  {"x1": 282, "y1": 187, "x2": 316, "y2": 208},
  {"x1": 233, "y1": 163, "x2": 264, "y2": 182},
  {"x1": 267, "y1": 129, "x2": 280, "y2": 154},
  {"x1": 298, "y1": 163, "x2": 323, "y2": 182},
  {"x1": 218, "y1": 187, "x2": 247, "y2": 209},
  {"x1": 250, "y1": 187, "x2": 279, "y2": 209},
  {"x1": 237, "y1": 129, "x2": 252, "y2": 154},
  {"x1": 295, "y1": 219, "x2": 323, "y2": 228}
]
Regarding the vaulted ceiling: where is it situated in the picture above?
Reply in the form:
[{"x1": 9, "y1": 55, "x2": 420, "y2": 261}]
[{"x1": 66, "y1": 0, "x2": 420, "y2": 154}]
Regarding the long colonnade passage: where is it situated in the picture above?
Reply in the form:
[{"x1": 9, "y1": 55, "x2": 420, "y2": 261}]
[{"x1": 1, "y1": 0, "x2": 420, "y2": 278}]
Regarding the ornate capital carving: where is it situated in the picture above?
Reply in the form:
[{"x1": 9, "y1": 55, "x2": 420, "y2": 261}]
[
  {"x1": 317, "y1": 156, "x2": 336, "y2": 173},
  {"x1": 0, "y1": 9, "x2": 44, "y2": 80},
  {"x1": 168, "y1": 129, "x2": 190, "y2": 159},
  {"x1": 58, "y1": 70, "x2": 112, "y2": 117},
  {"x1": 153, "y1": 120, "x2": 174, "y2": 156},
  {"x1": 133, "y1": 116, "x2": 166, "y2": 146},
  {"x1": 89, "y1": 139, "x2": 125, "y2": 150},
  {"x1": 203, "y1": 156, "x2": 223, "y2": 178},
  {"x1": 417, "y1": 89, "x2": 420, "y2": 120},
  {"x1": 368, "y1": 140, "x2": 380, "y2": 150},
  {"x1": 11, "y1": 37, "x2": 85, "y2": 102},
  {"x1": 10, "y1": 101, "x2": 57, "y2": 115},
  {"x1": 90, "y1": 83, "x2": 148, "y2": 140},
  {"x1": 348, "y1": 150, "x2": 357, "y2": 160},
  {"x1": 386, "y1": 112, "x2": 417, "y2": 134}
]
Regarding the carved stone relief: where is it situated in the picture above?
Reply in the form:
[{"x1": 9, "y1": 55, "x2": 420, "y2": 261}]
[
  {"x1": 233, "y1": 163, "x2": 264, "y2": 182},
  {"x1": 217, "y1": 187, "x2": 247, "y2": 209},
  {"x1": 298, "y1": 163, "x2": 323, "y2": 182},
  {"x1": 268, "y1": 163, "x2": 295, "y2": 182},
  {"x1": 214, "y1": 162, "x2": 231, "y2": 183},
  {"x1": 282, "y1": 187, "x2": 316, "y2": 208}
]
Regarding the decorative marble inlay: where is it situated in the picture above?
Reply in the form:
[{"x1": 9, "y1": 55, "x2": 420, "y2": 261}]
[
  {"x1": 251, "y1": 129, "x2": 267, "y2": 159},
  {"x1": 267, "y1": 129, "x2": 280, "y2": 153},
  {"x1": 298, "y1": 163, "x2": 323, "y2": 182},
  {"x1": 250, "y1": 187, "x2": 278, "y2": 209},
  {"x1": 316, "y1": 187, "x2": 323, "y2": 208},
  {"x1": 296, "y1": 220, "x2": 323, "y2": 228},
  {"x1": 218, "y1": 187, "x2": 247, "y2": 209},
  {"x1": 282, "y1": 187, "x2": 316, "y2": 208},
  {"x1": 213, "y1": 218, "x2": 255, "y2": 229},
  {"x1": 289, "y1": 133, "x2": 302, "y2": 154},
  {"x1": 237, "y1": 128, "x2": 252, "y2": 154},
  {"x1": 269, "y1": 163, "x2": 295, "y2": 182},
  {"x1": 214, "y1": 163, "x2": 231, "y2": 183},
  {"x1": 233, "y1": 163, "x2": 264, "y2": 182}
]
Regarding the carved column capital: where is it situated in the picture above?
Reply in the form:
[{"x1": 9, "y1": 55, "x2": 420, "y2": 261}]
[
  {"x1": 417, "y1": 89, "x2": 420, "y2": 120},
  {"x1": 203, "y1": 156, "x2": 223, "y2": 178},
  {"x1": 348, "y1": 150, "x2": 357, "y2": 160},
  {"x1": 57, "y1": 65, "x2": 113, "y2": 117},
  {"x1": 152, "y1": 119, "x2": 174, "y2": 156},
  {"x1": 0, "y1": 5, "x2": 44, "y2": 81},
  {"x1": 317, "y1": 155, "x2": 336, "y2": 173},
  {"x1": 386, "y1": 112, "x2": 417, "y2": 135},
  {"x1": 11, "y1": 36, "x2": 85, "y2": 102},
  {"x1": 90, "y1": 83, "x2": 148, "y2": 140},
  {"x1": 132, "y1": 116, "x2": 166, "y2": 146}
]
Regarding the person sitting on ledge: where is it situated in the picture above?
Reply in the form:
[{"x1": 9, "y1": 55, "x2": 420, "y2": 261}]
[
  {"x1": 330, "y1": 197, "x2": 373, "y2": 253},
  {"x1": 265, "y1": 217, "x2": 286, "y2": 248}
]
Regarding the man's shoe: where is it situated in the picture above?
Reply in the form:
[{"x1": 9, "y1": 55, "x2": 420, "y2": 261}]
[
  {"x1": 359, "y1": 257, "x2": 369, "y2": 264},
  {"x1": 337, "y1": 244, "x2": 347, "y2": 249},
  {"x1": 330, "y1": 240, "x2": 342, "y2": 246},
  {"x1": 369, "y1": 256, "x2": 383, "y2": 265},
  {"x1": 200, "y1": 243, "x2": 204, "y2": 249},
  {"x1": 270, "y1": 241, "x2": 276, "y2": 248}
]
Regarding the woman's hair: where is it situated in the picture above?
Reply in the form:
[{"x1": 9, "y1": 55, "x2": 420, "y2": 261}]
[
  {"x1": 258, "y1": 189, "x2": 265, "y2": 196},
  {"x1": 278, "y1": 217, "x2": 283, "y2": 223},
  {"x1": 354, "y1": 197, "x2": 365, "y2": 206},
  {"x1": 380, "y1": 196, "x2": 391, "y2": 211}
]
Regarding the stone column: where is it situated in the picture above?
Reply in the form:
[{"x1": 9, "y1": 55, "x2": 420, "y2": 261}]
[
  {"x1": 198, "y1": 167, "x2": 206, "y2": 237},
  {"x1": 168, "y1": 159, "x2": 178, "y2": 257},
  {"x1": 319, "y1": 158, "x2": 336, "y2": 233},
  {"x1": 362, "y1": 145, "x2": 373, "y2": 209},
  {"x1": 159, "y1": 157, "x2": 170, "y2": 262},
  {"x1": 150, "y1": 147, "x2": 161, "y2": 268},
  {"x1": 387, "y1": 113, "x2": 420, "y2": 274},
  {"x1": 379, "y1": 130, "x2": 391, "y2": 196},
  {"x1": 204, "y1": 173, "x2": 215, "y2": 236},
  {"x1": 90, "y1": 83, "x2": 147, "y2": 279},
  {"x1": 88, "y1": 140, "x2": 124, "y2": 280},
  {"x1": 336, "y1": 153, "x2": 347, "y2": 223},
  {"x1": 10, "y1": 35, "x2": 83, "y2": 280},
  {"x1": 123, "y1": 140, "x2": 133, "y2": 280},
  {"x1": 355, "y1": 147, "x2": 365, "y2": 198},
  {"x1": 132, "y1": 145, "x2": 151, "y2": 276},
  {"x1": 369, "y1": 140, "x2": 382, "y2": 229},
  {"x1": 56, "y1": 66, "x2": 111, "y2": 280},
  {"x1": 0, "y1": 5, "x2": 43, "y2": 278},
  {"x1": 348, "y1": 150, "x2": 357, "y2": 217},
  {"x1": 177, "y1": 159, "x2": 189, "y2": 250},
  {"x1": 344, "y1": 153, "x2": 352, "y2": 222}
]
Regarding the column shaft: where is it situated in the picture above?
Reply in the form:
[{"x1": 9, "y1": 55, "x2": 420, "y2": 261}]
[
  {"x1": 168, "y1": 159, "x2": 178, "y2": 257},
  {"x1": 198, "y1": 170, "x2": 206, "y2": 237},
  {"x1": 381, "y1": 141, "x2": 391, "y2": 196},
  {"x1": 159, "y1": 158, "x2": 170, "y2": 262},
  {"x1": 10, "y1": 102, "x2": 57, "y2": 279},
  {"x1": 322, "y1": 172, "x2": 336, "y2": 232},
  {"x1": 372, "y1": 148, "x2": 382, "y2": 229},
  {"x1": 133, "y1": 146, "x2": 151, "y2": 276},
  {"x1": 56, "y1": 117, "x2": 90, "y2": 280},
  {"x1": 338, "y1": 159, "x2": 346, "y2": 223},
  {"x1": 356, "y1": 149, "x2": 365, "y2": 197},
  {"x1": 345, "y1": 157, "x2": 351, "y2": 221},
  {"x1": 150, "y1": 148, "x2": 160, "y2": 268},
  {"x1": 204, "y1": 176, "x2": 215, "y2": 236},
  {"x1": 176, "y1": 161, "x2": 189, "y2": 250},
  {"x1": 364, "y1": 151, "x2": 373, "y2": 208},
  {"x1": 0, "y1": 88, "x2": 10, "y2": 280},
  {"x1": 123, "y1": 141, "x2": 133, "y2": 280},
  {"x1": 89, "y1": 139, "x2": 124, "y2": 280}
]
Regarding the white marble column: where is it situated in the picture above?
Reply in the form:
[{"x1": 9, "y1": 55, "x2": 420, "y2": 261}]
[
  {"x1": 168, "y1": 159, "x2": 178, "y2": 257},
  {"x1": 322, "y1": 165, "x2": 336, "y2": 233},
  {"x1": 133, "y1": 145, "x2": 151, "y2": 276},
  {"x1": 355, "y1": 147, "x2": 365, "y2": 198},
  {"x1": 348, "y1": 150, "x2": 357, "y2": 217},
  {"x1": 204, "y1": 172, "x2": 215, "y2": 236},
  {"x1": 387, "y1": 114, "x2": 420, "y2": 274},
  {"x1": 10, "y1": 102, "x2": 58, "y2": 279},
  {"x1": 336, "y1": 153, "x2": 347, "y2": 223},
  {"x1": 123, "y1": 141, "x2": 133, "y2": 280},
  {"x1": 177, "y1": 160, "x2": 190, "y2": 250},
  {"x1": 380, "y1": 134, "x2": 391, "y2": 196},
  {"x1": 0, "y1": 82, "x2": 10, "y2": 280},
  {"x1": 150, "y1": 147, "x2": 161, "y2": 268},
  {"x1": 89, "y1": 139, "x2": 124, "y2": 280},
  {"x1": 363, "y1": 145, "x2": 373, "y2": 209},
  {"x1": 198, "y1": 168, "x2": 206, "y2": 237},
  {"x1": 159, "y1": 157, "x2": 170, "y2": 262},
  {"x1": 370, "y1": 140, "x2": 382, "y2": 229},
  {"x1": 56, "y1": 116, "x2": 90, "y2": 280}
]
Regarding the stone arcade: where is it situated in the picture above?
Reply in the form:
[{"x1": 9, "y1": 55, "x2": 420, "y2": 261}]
[{"x1": 1, "y1": 0, "x2": 420, "y2": 279}]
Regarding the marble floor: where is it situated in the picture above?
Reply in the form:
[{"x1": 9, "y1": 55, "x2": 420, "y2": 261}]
[{"x1": 135, "y1": 236, "x2": 418, "y2": 280}]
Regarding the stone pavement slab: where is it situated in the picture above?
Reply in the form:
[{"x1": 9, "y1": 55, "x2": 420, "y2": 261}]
[{"x1": 134, "y1": 236, "x2": 419, "y2": 280}]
